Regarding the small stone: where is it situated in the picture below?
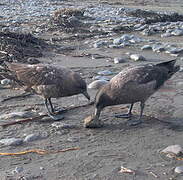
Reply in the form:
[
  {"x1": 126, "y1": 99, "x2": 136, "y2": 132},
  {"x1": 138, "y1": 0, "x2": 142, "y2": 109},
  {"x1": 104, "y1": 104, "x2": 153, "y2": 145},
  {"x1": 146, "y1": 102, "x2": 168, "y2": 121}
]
[
  {"x1": 51, "y1": 122, "x2": 74, "y2": 129},
  {"x1": 88, "y1": 80, "x2": 108, "y2": 90},
  {"x1": 40, "y1": 167, "x2": 45, "y2": 170},
  {"x1": 27, "y1": 57, "x2": 40, "y2": 64},
  {"x1": 171, "y1": 29, "x2": 183, "y2": 36},
  {"x1": 161, "y1": 33, "x2": 172, "y2": 38},
  {"x1": 67, "y1": 137, "x2": 79, "y2": 142},
  {"x1": 113, "y1": 38, "x2": 123, "y2": 45},
  {"x1": 166, "y1": 48, "x2": 183, "y2": 54},
  {"x1": 141, "y1": 45, "x2": 152, "y2": 50},
  {"x1": 174, "y1": 166, "x2": 183, "y2": 174},
  {"x1": 120, "y1": 34, "x2": 131, "y2": 41},
  {"x1": 152, "y1": 45, "x2": 165, "y2": 52},
  {"x1": 0, "y1": 138, "x2": 23, "y2": 146},
  {"x1": 130, "y1": 54, "x2": 146, "y2": 61},
  {"x1": 24, "y1": 134, "x2": 41, "y2": 142},
  {"x1": 93, "y1": 76, "x2": 110, "y2": 81},
  {"x1": 161, "y1": 145, "x2": 182, "y2": 156},
  {"x1": 1, "y1": 79, "x2": 11, "y2": 85},
  {"x1": 97, "y1": 70, "x2": 113, "y2": 76},
  {"x1": 93, "y1": 40, "x2": 108, "y2": 48},
  {"x1": 12, "y1": 166, "x2": 24, "y2": 174},
  {"x1": 114, "y1": 57, "x2": 126, "y2": 64},
  {"x1": 108, "y1": 44, "x2": 125, "y2": 48}
]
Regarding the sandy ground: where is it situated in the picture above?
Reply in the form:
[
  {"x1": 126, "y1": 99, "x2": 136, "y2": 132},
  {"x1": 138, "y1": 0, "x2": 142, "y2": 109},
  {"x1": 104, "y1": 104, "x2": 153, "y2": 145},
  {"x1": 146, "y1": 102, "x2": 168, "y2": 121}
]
[{"x1": 1, "y1": 0, "x2": 183, "y2": 180}]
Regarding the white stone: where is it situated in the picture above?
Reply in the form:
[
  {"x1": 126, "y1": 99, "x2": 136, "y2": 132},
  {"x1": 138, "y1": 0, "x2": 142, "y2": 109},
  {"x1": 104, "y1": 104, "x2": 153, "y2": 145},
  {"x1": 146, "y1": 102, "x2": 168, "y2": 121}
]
[
  {"x1": 175, "y1": 166, "x2": 183, "y2": 174},
  {"x1": 171, "y1": 29, "x2": 183, "y2": 36},
  {"x1": 93, "y1": 76, "x2": 110, "y2": 81},
  {"x1": 97, "y1": 70, "x2": 113, "y2": 76},
  {"x1": 93, "y1": 40, "x2": 108, "y2": 48},
  {"x1": 0, "y1": 138, "x2": 23, "y2": 146},
  {"x1": 24, "y1": 134, "x2": 41, "y2": 142},
  {"x1": 114, "y1": 57, "x2": 126, "y2": 64},
  {"x1": 130, "y1": 54, "x2": 146, "y2": 61},
  {"x1": 161, "y1": 33, "x2": 172, "y2": 38},
  {"x1": 141, "y1": 45, "x2": 152, "y2": 50},
  {"x1": 67, "y1": 137, "x2": 79, "y2": 142},
  {"x1": 161, "y1": 145, "x2": 182, "y2": 155},
  {"x1": 88, "y1": 80, "x2": 108, "y2": 90},
  {"x1": 113, "y1": 38, "x2": 123, "y2": 45},
  {"x1": 12, "y1": 166, "x2": 24, "y2": 174}
]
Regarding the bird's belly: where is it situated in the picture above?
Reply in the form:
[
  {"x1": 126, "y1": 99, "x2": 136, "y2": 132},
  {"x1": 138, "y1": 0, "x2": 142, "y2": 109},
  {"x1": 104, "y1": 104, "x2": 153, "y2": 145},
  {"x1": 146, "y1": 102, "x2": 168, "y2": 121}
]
[
  {"x1": 32, "y1": 85, "x2": 62, "y2": 98},
  {"x1": 111, "y1": 87, "x2": 155, "y2": 105}
]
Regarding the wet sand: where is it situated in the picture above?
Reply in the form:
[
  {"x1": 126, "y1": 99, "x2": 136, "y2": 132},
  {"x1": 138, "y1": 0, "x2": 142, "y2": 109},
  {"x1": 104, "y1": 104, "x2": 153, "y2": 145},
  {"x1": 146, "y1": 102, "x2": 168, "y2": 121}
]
[{"x1": 0, "y1": 0, "x2": 183, "y2": 179}]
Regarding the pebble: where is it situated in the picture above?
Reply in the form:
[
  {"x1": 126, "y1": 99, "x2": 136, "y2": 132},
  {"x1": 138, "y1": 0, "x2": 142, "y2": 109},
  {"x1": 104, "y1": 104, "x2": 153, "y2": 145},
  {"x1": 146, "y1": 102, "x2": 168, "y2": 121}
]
[
  {"x1": 161, "y1": 144, "x2": 182, "y2": 155},
  {"x1": 27, "y1": 57, "x2": 40, "y2": 64},
  {"x1": 166, "y1": 48, "x2": 183, "y2": 54},
  {"x1": 113, "y1": 38, "x2": 123, "y2": 45},
  {"x1": 114, "y1": 57, "x2": 126, "y2": 64},
  {"x1": 93, "y1": 40, "x2": 109, "y2": 48},
  {"x1": 51, "y1": 122, "x2": 75, "y2": 129},
  {"x1": 174, "y1": 166, "x2": 183, "y2": 174},
  {"x1": 161, "y1": 33, "x2": 172, "y2": 38},
  {"x1": 130, "y1": 54, "x2": 146, "y2": 61},
  {"x1": 24, "y1": 133, "x2": 41, "y2": 142},
  {"x1": 67, "y1": 137, "x2": 79, "y2": 142},
  {"x1": 88, "y1": 80, "x2": 108, "y2": 90},
  {"x1": 141, "y1": 45, "x2": 152, "y2": 50},
  {"x1": 171, "y1": 29, "x2": 183, "y2": 36},
  {"x1": 1, "y1": 79, "x2": 11, "y2": 85},
  {"x1": 152, "y1": 44, "x2": 165, "y2": 53},
  {"x1": 0, "y1": 138, "x2": 23, "y2": 146},
  {"x1": 93, "y1": 76, "x2": 110, "y2": 81},
  {"x1": 12, "y1": 166, "x2": 24, "y2": 174},
  {"x1": 97, "y1": 70, "x2": 113, "y2": 76}
]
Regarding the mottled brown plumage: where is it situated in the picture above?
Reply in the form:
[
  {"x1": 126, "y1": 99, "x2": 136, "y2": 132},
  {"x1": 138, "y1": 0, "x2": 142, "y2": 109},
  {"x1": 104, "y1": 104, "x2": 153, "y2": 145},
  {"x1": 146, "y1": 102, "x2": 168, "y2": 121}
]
[
  {"x1": 5, "y1": 63, "x2": 90, "y2": 119},
  {"x1": 84, "y1": 60, "x2": 179, "y2": 128}
]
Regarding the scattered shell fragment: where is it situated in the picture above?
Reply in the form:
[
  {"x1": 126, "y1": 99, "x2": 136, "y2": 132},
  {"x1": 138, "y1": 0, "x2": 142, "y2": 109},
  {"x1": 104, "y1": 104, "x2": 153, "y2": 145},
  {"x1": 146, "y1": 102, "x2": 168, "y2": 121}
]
[{"x1": 119, "y1": 166, "x2": 135, "y2": 174}]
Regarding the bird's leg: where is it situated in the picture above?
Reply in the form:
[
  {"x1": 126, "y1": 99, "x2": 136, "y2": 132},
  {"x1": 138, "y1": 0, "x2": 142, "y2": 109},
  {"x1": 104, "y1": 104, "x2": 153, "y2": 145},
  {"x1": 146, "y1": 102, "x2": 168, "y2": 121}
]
[
  {"x1": 115, "y1": 103, "x2": 134, "y2": 118},
  {"x1": 127, "y1": 102, "x2": 144, "y2": 126},
  {"x1": 48, "y1": 98, "x2": 54, "y2": 113},
  {"x1": 45, "y1": 98, "x2": 64, "y2": 121},
  {"x1": 48, "y1": 98, "x2": 66, "y2": 114},
  {"x1": 45, "y1": 98, "x2": 54, "y2": 115}
]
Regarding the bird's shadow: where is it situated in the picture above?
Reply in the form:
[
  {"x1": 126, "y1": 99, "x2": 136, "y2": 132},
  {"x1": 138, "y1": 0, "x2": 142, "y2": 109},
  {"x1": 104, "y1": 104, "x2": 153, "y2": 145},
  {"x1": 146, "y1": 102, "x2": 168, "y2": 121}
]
[{"x1": 91, "y1": 114, "x2": 183, "y2": 132}]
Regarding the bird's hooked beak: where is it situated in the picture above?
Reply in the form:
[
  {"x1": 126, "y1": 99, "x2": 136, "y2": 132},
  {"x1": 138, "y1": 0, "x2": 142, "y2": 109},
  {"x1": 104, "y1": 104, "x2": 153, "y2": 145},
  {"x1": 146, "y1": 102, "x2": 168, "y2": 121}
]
[{"x1": 83, "y1": 91, "x2": 90, "y2": 101}]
